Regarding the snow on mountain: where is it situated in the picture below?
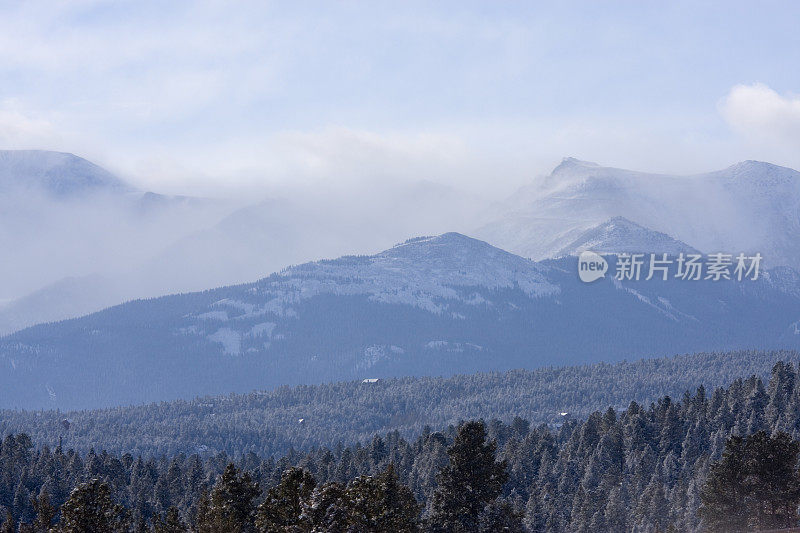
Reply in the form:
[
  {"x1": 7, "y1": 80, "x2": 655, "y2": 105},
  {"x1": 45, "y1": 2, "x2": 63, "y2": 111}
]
[
  {"x1": 5, "y1": 228, "x2": 800, "y2": 409},
  {"x1": 553, "y1": 217, "x2": 699, "y2": 257},
  {"x1": 270, "y1": 233, "x2": 559, "y2": 309},
  {"x1": 184, "y1": 232, "x2": 559, "y2": 356},
  {"x1": 475, "y1": 158, "x2": 800, "y2": 268},
  {"x1": 0, "y1": 150, "x2": 131, "y2": 196},
  {"x1": 146, "y1": 178, "x2": 485, "y2": 297}
]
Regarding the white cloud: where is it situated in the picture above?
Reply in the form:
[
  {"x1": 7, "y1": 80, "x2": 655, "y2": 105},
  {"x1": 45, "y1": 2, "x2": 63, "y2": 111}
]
[
  {"x1": 0, "y1": 100, "x2": 60, "y2": 148},
  {"x1": 125, "y1": 127, "x2": 483, "y2": 198},
  {"x1": 2, "y1": 2, "x2": 800, "y2": 197},
  {"x1": 720, "y1": 83, "x2": 800, "y2": 147}
]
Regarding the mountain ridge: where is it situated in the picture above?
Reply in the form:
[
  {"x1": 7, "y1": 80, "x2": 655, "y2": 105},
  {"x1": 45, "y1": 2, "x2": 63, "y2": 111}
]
[
  {"x1": 0, "y1": 149, "x2": 133, "y2": 196},
  {"x1": 553, "y1": 216, "x2": 700, "y2": 257},
  {"x1": 474, "y1": 158, "x2": 800, "y2": 268},
  {"x1": 4, "y1": 228, "x2": 800, "y2": 409}
]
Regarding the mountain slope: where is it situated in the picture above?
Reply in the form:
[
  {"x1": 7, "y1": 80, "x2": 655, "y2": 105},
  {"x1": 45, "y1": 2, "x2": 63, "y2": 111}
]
[
  {"x1": 3, "y1": 230, "x2": 800, "y2": 409},
  {"x1": 0, "y1": 150, "x2": 130, "y2": 196},
  {"x1": 0, "y1": 150, "x2": 234, "y2": 318},
  {"x1": 145, "y1": 179, "x2": 485, "y2": 296},
  {"x1": 475, "y1": 158, "x2": 800, "y2": 268},
  {"x1": 553, "y1": 216, "x2": 699, "y2": 257},
  {"x1": 0, "y1": 274, "x2": 133, "y2": 335}
]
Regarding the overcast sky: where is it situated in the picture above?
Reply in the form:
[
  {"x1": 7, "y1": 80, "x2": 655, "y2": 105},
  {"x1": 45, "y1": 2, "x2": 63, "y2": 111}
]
[{"x1": 1, "y1": 0, "x2": 799, "y2": 197}]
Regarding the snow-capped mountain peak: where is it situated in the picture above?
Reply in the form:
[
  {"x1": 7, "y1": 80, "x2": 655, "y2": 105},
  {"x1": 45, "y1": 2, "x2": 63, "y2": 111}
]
[
  {"x1": 475, "y1": 157, "x2": 800, "y2": 268},
  {"x1": 554, "y1": 217, "x2": 700, "y2": 257},
  {"x1": 714, "y1": 160, "x2": 800, "y2": 190},
  {"x1": 551, "y1": 157, "x2": 601, "y2": 175},
  {"x1": 172, "y1": 233, "x2": 559, "y2": 359},
  {"x1": 381, "y1": 232, "x2": 535, "y2": 268},
  {"x1": 0, "y1": 150, "x2": 132, "y2": 196},
  {"x1": 273, "y1": 232, "x2": 559, "y2": 313}
]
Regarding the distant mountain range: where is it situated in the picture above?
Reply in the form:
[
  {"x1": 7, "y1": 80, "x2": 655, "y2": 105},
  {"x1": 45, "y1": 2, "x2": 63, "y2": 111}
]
[
  {"x1": 0, "y1": 151, "x2": 476, "y2": 333},
  {"x1": 4, "y1": 150, "x2": 800, "y2": 411},
  {"x1": 0, "y1": 150, "x2": 235, "y2": 332},
  {"x1": 475, "y1": 157, "x2": 800, "y2": 267},
  {"x1": 0, "y1": 149, "x2": 130, "y2": 196},
  {"x1": 4, "y1": 151, "x2": 800, "y2": 337},
  {"x1": 3, "y1": 229, "x2": 800, "y2": 409}
]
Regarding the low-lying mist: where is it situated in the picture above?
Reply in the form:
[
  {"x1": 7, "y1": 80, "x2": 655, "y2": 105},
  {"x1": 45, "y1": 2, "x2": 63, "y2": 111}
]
[{"x1": 0, "y1": 156, "x2": 491, "y2": 335}]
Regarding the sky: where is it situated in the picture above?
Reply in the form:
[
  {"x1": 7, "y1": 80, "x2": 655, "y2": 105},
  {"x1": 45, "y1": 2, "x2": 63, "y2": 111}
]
[{"x1": 1, "y1": 0, "x2": 800, "y2": 198}]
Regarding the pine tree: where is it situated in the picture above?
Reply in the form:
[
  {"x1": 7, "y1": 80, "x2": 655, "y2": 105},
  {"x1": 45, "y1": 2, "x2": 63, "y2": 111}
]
[
  {"x1": 428, "y1": 421, "x2": 509, "y2": 532},
  {"x1": 153, "y1": 506, "x2": 188, "y2": 533},
  {"x1": 745, "y1": 431, "x2": 800, "y2": 529},
  {"x1": 302, "y1": 481, "x2": 349, "y2": 532},
  {"x1": 603, "y1": 486, "x2": 627, "y2": 532},
  {"x1": 255, "y1": 467, "x2": 316, "y2": 532},
  {"x1": 197, "y1": 463, "x2": 260, "y2": 533},
  {"x1": 30, "y1": 489, "x2": 56, "y2": 533},
  {"x1": 766, "y1": 362, "x2": 796, "y2": 430},
  {"x1": 59, "y1": 478, "x2": 129, "y2": 533},
  {"x1": 345, "y1": 464, "x2": 420, "y2": 532},
  {"x1": 477, "y1": 500, "x2": 525, "y2": 532},
  {"x1": 523, "y1": 488, "x2": 550, "y2": 533},
  {"x1": 194, "y1": 490, "x2": 211, "y2": 532},
  {"x1": 370, "y1": 436, "x2": 387, "y2": 465},
  {"x1": 0, "y1": 510, "x2": 14, "y2": 533},
  {"x1": 700, "y1": 431, "x2": 800, "y2": 531}
]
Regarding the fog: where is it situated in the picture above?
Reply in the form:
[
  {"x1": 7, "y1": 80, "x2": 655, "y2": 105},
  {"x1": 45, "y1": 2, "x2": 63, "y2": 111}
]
[
  {"x1": 0, "y1": 150, "x2": 499, "y2": 335},
  {"x1": 3, "y1": 2, "x2": 800, "y2": 334},
  {"x1": 3, "y1": 145, "x2": 800, "y2": 337}
]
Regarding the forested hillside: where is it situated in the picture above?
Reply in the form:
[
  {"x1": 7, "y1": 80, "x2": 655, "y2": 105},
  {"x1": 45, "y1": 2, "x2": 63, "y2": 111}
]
[
  {"x1": 2, "y1": 350, "x2": 797, "y2": 458},
  {"x1": 5, "y1": 360, "x2": 800, "y2": 531},
  {"x1": 6, "y1": 229, "x2": 800, "y2": 411}
]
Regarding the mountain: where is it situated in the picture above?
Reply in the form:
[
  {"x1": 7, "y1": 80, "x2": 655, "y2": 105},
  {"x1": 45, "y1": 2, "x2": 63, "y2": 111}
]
[
  {"x1": 0, "y1": 274, "x2": 133, "y2": 336},
  {"x1": 0, "y1": 150, "x2": 483, "y2": 331},
  {"x1": 141, "y1": 198, "x2": 358, "y2": 295},
  {"x1": 9, "y1": 152, "x2": 800, "y2": 340},
  {"x1": 553, "y1": 216, "x2": 699, "y2": 257},
  {"x1": 3, "y1": 230, "x2": 800, "y2": 410},
  {"x1": 0, "y1": 150, "x2": 234, "y2": 318},
  {"x1": 145, "y1": 179, "x2": 484, "y2": 296},
  {"x1": 475, "y1": 158, "x2": 800, "y2": 268},
  {"x1": 0, "y1": 150, "x2": 130, "y2": 196}
]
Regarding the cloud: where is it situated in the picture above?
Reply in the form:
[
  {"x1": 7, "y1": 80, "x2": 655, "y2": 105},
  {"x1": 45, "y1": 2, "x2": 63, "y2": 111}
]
[
  {"x1": 0, "y1": 100, "x2": 59, "y2": 147},
  {"x1": 3, "y1": 2, "x2": 800, "y2": 197},
  {"x1": 126, "y1": 127, "x2": 483, "y2": 198},
  {"x1": 720, "y1": 83, "x2": 800, "y2": 147}
]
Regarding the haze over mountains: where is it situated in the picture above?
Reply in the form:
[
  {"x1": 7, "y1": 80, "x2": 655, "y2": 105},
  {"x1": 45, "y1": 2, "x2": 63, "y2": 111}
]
[
  {"x1": 4, "y1": 151, "x2": 800, "y2": 337},
  {"x1": 3, "y1": 229, "x2": 800, "y2": 409},
  {"x1": 0, "y1": 150, "x2": 129, "y2": 196},
  {"x1": 0, "y1": 150, "x2": 231, "y2": 312},
  {"x1": 144, "y1": 178, "x2": 481, "y2": 296},
  {"x1": 0, "y1": 150, "x2": 480, "y2": 334},
  {"x1": 3, "y1": 150, "x2": 800, "y2": 410},
  {"x1": 476, "y1": 157, "x2": 800, "y2": 266}
]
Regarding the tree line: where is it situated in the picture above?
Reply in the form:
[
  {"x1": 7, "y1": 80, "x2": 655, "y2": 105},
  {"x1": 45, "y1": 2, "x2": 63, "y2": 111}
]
[
  {"x1": 2, "y1": 421, "x2": 516, "y2": 532},
  {"x1": 2, "y1": 349, "x2": 797, "y2": 458},
  {"x1": 6, "y1": 361, "x2": 800, "y2": 531}
]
